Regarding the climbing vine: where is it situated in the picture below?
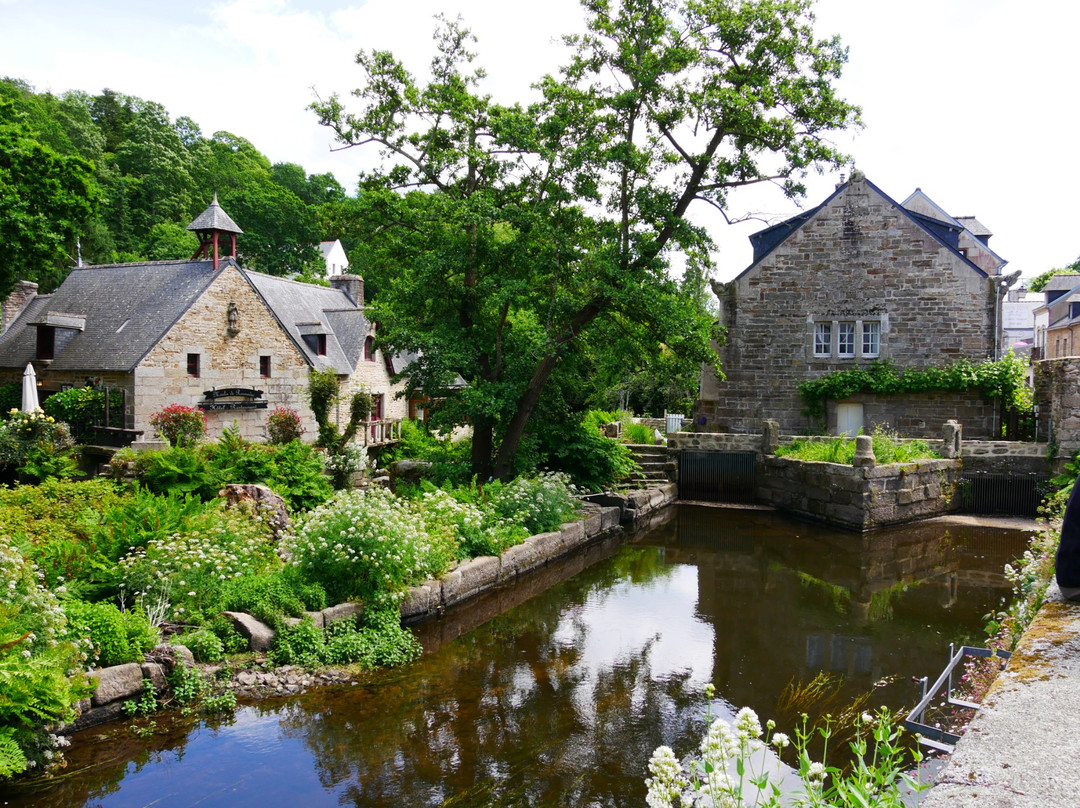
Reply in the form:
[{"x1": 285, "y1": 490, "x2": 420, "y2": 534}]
[{"x1": 798, "y1": 354, "x2": 1030, "y2": 418}]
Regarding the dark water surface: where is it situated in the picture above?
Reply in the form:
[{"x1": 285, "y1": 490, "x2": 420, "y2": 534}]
[{"x1": 1, "y1": 506, "x2": 1030, "y2": 808}]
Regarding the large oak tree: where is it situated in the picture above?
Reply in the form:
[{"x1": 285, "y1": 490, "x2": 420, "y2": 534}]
[{"x1": 313, "y1": 0, "x2": 860, "y2": 479}]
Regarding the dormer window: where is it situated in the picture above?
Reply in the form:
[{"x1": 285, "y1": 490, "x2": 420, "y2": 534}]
[
  {"x1": 36, "y1": 326, "x2": 55, "y2": 361},
  {"x1": 31, "y1": 312, "x2": 85, "y2": 362},
  {"x1": 297, "y1": 322, "x2": 329, "y2": 357}
]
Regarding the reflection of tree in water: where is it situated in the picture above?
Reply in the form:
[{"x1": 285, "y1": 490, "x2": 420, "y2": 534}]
[{"x1": 278, "y1": 547, "x2": 702, "y2": 807}]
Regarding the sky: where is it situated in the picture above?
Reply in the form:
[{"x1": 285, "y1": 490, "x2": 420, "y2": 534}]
[{"x1": 5, "y1": 0, "x2": 1078, "y2": 282}]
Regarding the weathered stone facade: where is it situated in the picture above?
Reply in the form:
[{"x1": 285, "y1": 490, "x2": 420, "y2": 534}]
[
  {"x1": 697, "y1": 174, "x2": 1001, "y2": 436},
  {"x1": 1034, "y1": 357, "x2": 1080, "y2": 470},
  {"x1": 135, "y1": 266, "x2": 313, "y2": 440}
]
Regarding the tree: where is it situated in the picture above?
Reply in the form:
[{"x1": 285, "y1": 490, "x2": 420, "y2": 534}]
[
  {"x1": 314, "y1": 0, "x2": 859, "y2": 479},
  {"x1": 0, "y1": 101, "x2": 100, "y2": 295},
  {"x1": 1029, "y1": 258, "x2": 1080, "y2": 292},
  {"x1": 221, "y1": 180, "x2": 321, "y2": 275}
]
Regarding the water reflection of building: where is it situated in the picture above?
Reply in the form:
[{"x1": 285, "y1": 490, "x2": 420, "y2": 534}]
[{"x1": 646, "y1": 506, "x2": 1024, "y2": 715}]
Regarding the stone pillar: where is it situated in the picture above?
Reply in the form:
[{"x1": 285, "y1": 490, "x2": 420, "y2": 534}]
[
  {"x1": 761, "y1": 420, "x2": 779, "y2": 455},
  {"x1": 852, "y1": 434, "x2": 876, "y2": 468},
  {"x1": 941, "y1": 420, "x2": 962, "y2": 459}
]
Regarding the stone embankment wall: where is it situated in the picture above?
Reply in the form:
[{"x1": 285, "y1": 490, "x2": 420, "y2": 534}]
[
  {"x1": 961, "y1": 440, "x2": 1048, "y2": 475},
  {"x1": 1035, "y1": 357, "x2": 1080, "y2": 472},
  {"x1": 757, "y1": 455, "x2": 962, "y2": 530}
]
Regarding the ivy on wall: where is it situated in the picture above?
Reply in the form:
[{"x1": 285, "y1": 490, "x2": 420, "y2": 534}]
[{"x1": 798, "y1": 354, "x2": 1030, "y2": 418}]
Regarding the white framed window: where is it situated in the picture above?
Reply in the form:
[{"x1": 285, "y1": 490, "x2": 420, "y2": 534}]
[
  {"x1": 838, "y1": 322, "x2": 855, "y2": 358},
  {"x1": 813, "y1": 322, "x2": 832, "y2": 357},
  {"x1": 861, "y1": 321, "x2": 880, "y2": 357}
]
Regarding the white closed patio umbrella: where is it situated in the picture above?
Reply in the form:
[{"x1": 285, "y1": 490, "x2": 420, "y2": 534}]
[{"x1": 21, "y1": 363, "x2": 39, "y2": 412}]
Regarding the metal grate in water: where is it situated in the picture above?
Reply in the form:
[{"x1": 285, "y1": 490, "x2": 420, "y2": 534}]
[
  {"x1": 959, "y1": 472, "x2": 1049, "y2": 517},
  {"x1": 678, "y1": 450, "x2": 757, "y2": 503}
]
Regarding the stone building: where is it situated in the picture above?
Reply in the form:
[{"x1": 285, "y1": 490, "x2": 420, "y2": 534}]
[
  {"x1": 0, "y1": 199, "x2": 408, "y2": 443},
  {"x1": 697, "y1": 172, "x2": 1014, "y2": 438}
]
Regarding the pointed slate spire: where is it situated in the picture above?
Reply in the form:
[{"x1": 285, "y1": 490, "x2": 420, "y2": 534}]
[{"x1": 187, "y1": 195, "x2": 243, "y2": 269}]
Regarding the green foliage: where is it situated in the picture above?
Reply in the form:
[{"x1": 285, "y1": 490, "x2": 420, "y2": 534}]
[
  {"x1": 0, "y1": 409, "x2": 78, "y2": 481},
  {"x1": 798, "y1": 355, "x2": 1031, "y2": 419},
  {"x1": 535, "y1": 411, "x2": 637, "y2": 491},
  {"x1": 141, "y1": 446, "x2": 217, "y2": 500},
  {"x1": 486, "y1": 472, "x2": 580, "y2": 535},
  {"x1": 1028, "y1": 258, "x2": 1080, "y2": 292},
  {"x1": 95, "y1": 487, "x2": 205, "y2": 560},
  {"x1": 219, "y1": 570, "x2": 326, "y2": 625},
  {"x1": 0, "y1": 479, "x2": 126, "y2": 589},
  {"x1": 117, "y1": 499, "x2": 280, "y2": 623},
  {"x1": 0, "y1": 385, "x2": 19, "y2": 416},
  {"x1": 63, "y1": 599, "x2": 157, "y2": 668},
  {"x1": 776, "y1": 425, "x2": 942, "y2": 464},
  {"x1": 176, "y1": 628, "x2": 224, "y2": 664},
  {"x1": 621, "y1": 420, "x2": 656, "y2": 446},
  {"x1": 265, "y1": 407, "x2": 304, "y2": 445},
  {"x1": 0, "y1": 537, "x2": 92, "y2": 778},
  {"x1": 270, "y1": 608, "x2": 421, "y2": 669},
  {"x1": 0, "y1": 98, "x2": 101, "y2": 296},
  {"x1": 289, "y1": 487, "x2": 457, "y2": 607},
  {"x1": 149, "y1": 404, "x2": 206, "y2": 448},
  {"x1": 313, "y1": 1, "x2": 858, "y2": 480},
  {"x1": 41, "y1": 386, "x2": 124, "y2": 444}
]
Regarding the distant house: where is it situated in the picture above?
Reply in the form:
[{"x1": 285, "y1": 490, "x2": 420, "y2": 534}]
[
  {"x1": 1033, "y1": 274, "x2": 1080, "y2": 360},
  {"x1": 697, "y1": 171, "x2": 1016, "y2": 438},
  {"x1": 320, "y1": 239, "x2": 349, "y2": 277},
  {"x1": 0, "y1": 199, "x2": 406, "y2": 443}
]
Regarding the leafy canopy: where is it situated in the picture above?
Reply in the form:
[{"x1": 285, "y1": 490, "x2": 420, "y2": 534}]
[{"x1": 312, "y1": 0, "x2": 859, "y2": 478}]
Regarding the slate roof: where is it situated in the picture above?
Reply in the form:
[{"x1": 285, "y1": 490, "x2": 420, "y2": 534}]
[
  {"x1": 736, "y1": 177, "x2": 988, "y2": 282},
  {"x1": 0, "y1": 260, "x2": 220, "y2": 371},
  {"x1": 1042, "y1": 274, "x2": 1080, "y2": 293},
  {"x1": 243, "y1": 272, "x2": 365, "y2": 375},
  {"x1": 955, "y1": 216, "x2": 992, "y2": 237},
  {"x1": 187, "y1": 196, "x2": 243, "y2": 234}
]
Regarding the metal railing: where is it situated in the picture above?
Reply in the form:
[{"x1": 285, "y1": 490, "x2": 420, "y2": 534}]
[{"x1": 905, "y1": 643, "x2": 1011, "y2": 753}]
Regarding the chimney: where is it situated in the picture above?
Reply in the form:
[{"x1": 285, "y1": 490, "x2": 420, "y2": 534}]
[
  {"x1": 330, "y1": 274, "x2": 364, "y2": 307},
  {"x1": 2, "y1": 281, "x2": 39, "y2": 334}
]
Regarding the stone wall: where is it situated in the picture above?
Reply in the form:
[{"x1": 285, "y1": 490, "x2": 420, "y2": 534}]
[
  {"x1": 961, "y1": 440, "x2": 1049, "y2": 475},
  {"x1": 668, "y1": 432, "x2": 763, "y2": 453},
  {"x1": 1034, "y1": 357, "x2": 1080, "y2": 470},
  {"x1": 828, "y1": 391, "x2": 999, "y2": 440},
  {"x1": 757, "y1": 456, "x2": 962, "y2": 530},
  {"x1": 697, "y1": 174, "x2": 997, "y2": 435}
]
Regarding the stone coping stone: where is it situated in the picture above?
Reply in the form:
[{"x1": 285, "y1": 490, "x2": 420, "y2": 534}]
[
  {"x1": 922, "y1": 583, "x2": 1080, "y2": 808},
  {"x1": 321, "y1": 601, "x2": 364, "y2": 626},
  {"x1": 443, "y1": 555, "x2": 501, "y2": 607},
  {"x1": 223, "y1": 611, "x2": 276, "y2": 652}
]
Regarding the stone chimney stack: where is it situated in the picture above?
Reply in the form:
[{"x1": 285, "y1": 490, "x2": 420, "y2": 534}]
[
  {"x1": 330, "y1": 274, "x2": 364, "y2": 307},
  {"x1": 2, "y1": 281, "x2": 38, "y2": 334}
]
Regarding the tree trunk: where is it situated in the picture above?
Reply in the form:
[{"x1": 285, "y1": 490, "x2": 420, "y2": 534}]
[{"x1": 471, "y1": 414, "x2": 495, "y2": 481}]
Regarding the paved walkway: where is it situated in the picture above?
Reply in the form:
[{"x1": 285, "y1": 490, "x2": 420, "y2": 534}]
[{"x1": 922, "y1": 581, "x2": 1080, "y2": 807}]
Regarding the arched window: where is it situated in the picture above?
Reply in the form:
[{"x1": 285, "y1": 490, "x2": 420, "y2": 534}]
[{"x1": 364, "y1": 336, "x2": 375, "y2": 361}]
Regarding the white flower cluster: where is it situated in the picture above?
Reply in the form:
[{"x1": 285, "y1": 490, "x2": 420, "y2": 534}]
[
  {"x1": 117, "y1": 506, "x2": 278, "y2": 619},
  {"x1": 0, "y1": 539, "x2": 69, "y2": 656},
  {"x1": 289, "y1": 487, "x2": 456, "y2": 604},
  {"x1": 488, "y1": 471, "x2": 580, "y2": 534}
]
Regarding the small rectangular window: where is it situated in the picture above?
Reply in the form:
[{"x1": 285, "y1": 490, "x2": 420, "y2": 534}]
[
  {"x1": 187, "y1": 353, "x2": 200, "y2": 378},
  {"x1": 260, "y1": 356, "x2": 271, "y2": 378},
  {"x1": 861, "y1": 321, "x2": 880, "y2": 357},
  {"x1": 838, "y1": 322, "x2": 855, "y2": 358},
  {"x1": 364, "y1": 336, "x2": 375, "y2": 361},
  {"x1": 36, "y1": 326, "x2": 55, "y2": 361},
  {"x1": 813, "y1": 322, "x2": 831, "y2": 357},
  {"x1": 317, "y1": 334, "x2": 327, "y2": 356}
]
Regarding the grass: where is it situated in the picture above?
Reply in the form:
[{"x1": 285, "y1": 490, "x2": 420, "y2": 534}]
[{"x1": 775, "y1": 425, "x2": 941, "y2": 464}]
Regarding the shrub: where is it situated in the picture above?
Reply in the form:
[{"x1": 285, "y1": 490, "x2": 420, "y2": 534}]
[
  {"x1": 621, "y1": 418, "x2": 656, "y2": 445},
  {"x1": 140, "y1": 447, "x2": 217, "y2": 500},
  {"x1": 117, "y1": 500, "x2": 280, "y2": 623},
  {"x1": 270, "y1": 608, "x2": 422, "y2": 669},
  {"x1": 0, "y1": 538, "x2": 91, "y2": 779},
  {"x1": 0, "y1": 410, "x2": 79, "y2": 481},
  {"x1": 149, "y1": 404, "x2": 206, "y2": 448},
  {"x1": 269, "y1": 618, "x2": 325, "y2": 667},
  {"x1": 219, "y1": 570, "x2": 326, "y2": 625},
  {"x1": 41, "y1": 387, "x2": 124, "y2": 444},
  {"x1": 487, "y1": 472, "x2": 579, "y2": 535},
  {"x1": 63, "y1": 599, "x2": 157, "y2": 668},
  {"x1": 266, "y1": 441, "x2": 333, "y2": 511},
  {"x1": 176, "y1": 628, "x2": 225, "y2": 664},
  {"x1": 537, "y1": 411, "x2": 637, "y2": 491},
  {"x1": 266, "y1": 407, "x2": 304, "y2": 445},
  {"x1": 289, "y1": 487, "x2": 457, "y2": 607}
]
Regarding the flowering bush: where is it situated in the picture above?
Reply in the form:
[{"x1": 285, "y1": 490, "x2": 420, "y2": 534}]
[
  {"x1": 417, "y1": 485, "x2": 528, "y2": 559},
  {"x1": 322, "y1": 442, "x2": 368, "y2": 489},
  {"x1": 288, "y1": 487, "x2": 457, "y2": 607},
  {"x1": 487, "y1": 472, "x2": 580, "y2": 535},
  {"x1": 645, "y1": 689, "x2": 925, "y2": 808},
  {"x1": 266, "y1": 407, "x2": 304, "y2": 445},
  {"x1": 117, "y1": 501, "x2": 280, "y2": 622},
  {"x1": 0, "y1": 409, "x2": 77, "y2": 479},
  {"x1": 149, "y1": 404, "x2": 206, "y2": 447},
  {"x1": 0, "y1": 538, "x2": 92, "y2": 778}
]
